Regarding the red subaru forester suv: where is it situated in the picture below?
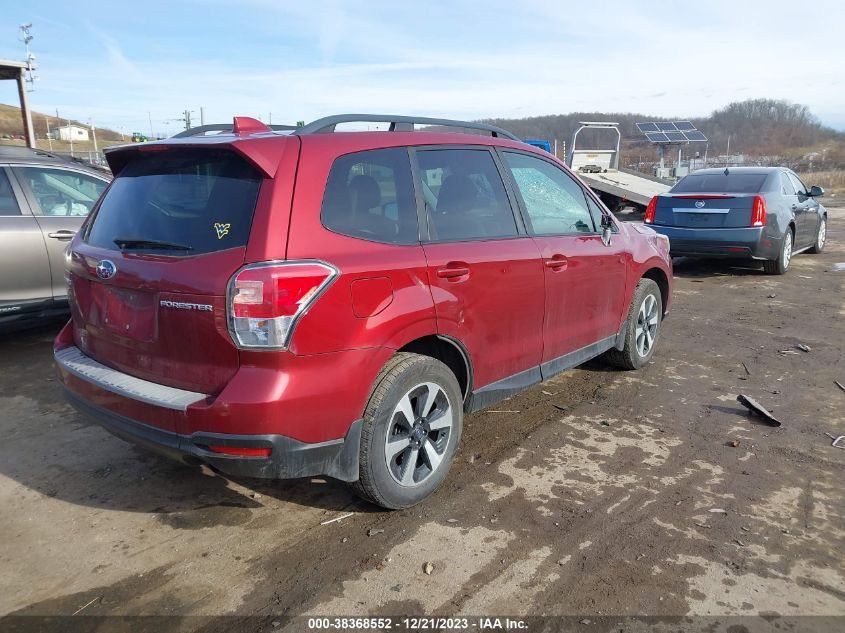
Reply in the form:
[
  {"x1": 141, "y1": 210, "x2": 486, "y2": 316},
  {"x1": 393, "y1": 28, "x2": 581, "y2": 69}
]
[{"x1": 55, "y1": 115, "x2": 672, "y2": 509}]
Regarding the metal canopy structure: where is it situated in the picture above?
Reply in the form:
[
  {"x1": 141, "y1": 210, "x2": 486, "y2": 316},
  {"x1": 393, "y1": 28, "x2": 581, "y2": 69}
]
[
  {"x1": 0, "y1": 59, "x2": 36, "y2": 148},
  {"x1": 567, "y1": 121, "x2": 621, "y2": 170}
]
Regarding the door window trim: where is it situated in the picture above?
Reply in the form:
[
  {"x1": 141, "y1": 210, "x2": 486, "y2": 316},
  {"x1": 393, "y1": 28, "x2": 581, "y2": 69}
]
[
  {"x1": 495, "y1": 147, "x2": 605, "y2": 237},
  {"x1": 409, "y1": 144, "x2": 527, "y2": 244}
]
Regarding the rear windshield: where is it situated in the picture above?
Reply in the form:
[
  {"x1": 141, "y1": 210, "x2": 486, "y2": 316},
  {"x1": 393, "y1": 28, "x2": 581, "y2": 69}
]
[
  {"x1": 86, "y1": 149, "x2": 262, "y2": 255},
  {"x1": 671, "y1": 173, "x2": 767, "y2": 194}
]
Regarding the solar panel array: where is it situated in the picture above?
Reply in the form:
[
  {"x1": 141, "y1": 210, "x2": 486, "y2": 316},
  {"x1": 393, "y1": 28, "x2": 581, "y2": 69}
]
[{"x1": 636, "y1": 121, "x2": 707, "y2": 144}]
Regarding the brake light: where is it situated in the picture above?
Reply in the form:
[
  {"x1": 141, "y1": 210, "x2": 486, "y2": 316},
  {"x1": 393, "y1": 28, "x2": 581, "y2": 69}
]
[
  {"x1": 228, "y1": 261, "x2": 338, "y2": 349},
  {"x1": 751, "y1": 196, "x2": 767, "y2": 227},
  {"x1": 644, "y1": 196, "x2": 657, "y2": 224}
]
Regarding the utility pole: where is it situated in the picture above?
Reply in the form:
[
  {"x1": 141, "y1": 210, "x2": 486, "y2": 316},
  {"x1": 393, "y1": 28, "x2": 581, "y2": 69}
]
[
  {"x1": 45, "y1": 115, "x2": 52, "y2": 150},
  {"x1": 67, "y1": 114, "x2": 74, "y2": 156},
  {"x1": 725, "y1": 135, "x2": 731, "y2": 167},
  {"x1": 89, "y1": 118, "x2": 98, "y2": 160},
  {"x1": 200, "y1": 107, "x2": 205, "y2": 126},
  {"x1": 147, "y1": 111, "x2": 154, "y2": 138}
]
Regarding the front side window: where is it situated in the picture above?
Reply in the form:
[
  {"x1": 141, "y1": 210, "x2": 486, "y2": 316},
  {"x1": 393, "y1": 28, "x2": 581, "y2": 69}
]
[
  {"x1": 416, "y1": 149, "x2": 517, "y2": 241},
  {"x1": 320, "y1": 148, "x2": 417, "y2": 244},
  {"x1": 0, "y1": 170, "x2": 22, "y2": 216},
  {"x1": 787, "y1": 172, "x2": 808, "y2": 196},
  {"x1": 16, "y1": 167, "x2": 107, "y2": 217},
  {"x1": 502, "y1": 152, "x2": 595, "y2": 235}
]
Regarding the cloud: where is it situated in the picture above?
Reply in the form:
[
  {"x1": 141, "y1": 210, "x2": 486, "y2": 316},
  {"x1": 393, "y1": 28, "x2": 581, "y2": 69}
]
[{"x1": 2, "y1": 0, "x2": 843, "y2": 132}]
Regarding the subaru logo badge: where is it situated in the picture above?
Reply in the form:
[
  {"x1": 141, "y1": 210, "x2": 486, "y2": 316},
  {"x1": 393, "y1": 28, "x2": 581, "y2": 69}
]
[
  {"x1": 695, "y1": 200, "x2": 706, "y2": 209},
  {"x1": 96, "y1": 260, "x2": 117, "y2": 280}
]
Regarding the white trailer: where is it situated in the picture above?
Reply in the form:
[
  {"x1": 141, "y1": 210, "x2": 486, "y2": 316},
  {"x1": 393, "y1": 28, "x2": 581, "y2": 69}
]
[{"x1": 566, "y1": 121, "x2": 671, "y2": 212}]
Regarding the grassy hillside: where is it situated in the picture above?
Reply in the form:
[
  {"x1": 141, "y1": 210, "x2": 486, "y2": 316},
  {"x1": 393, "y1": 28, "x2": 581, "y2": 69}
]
[{"x1": 0, "y1": 103, "x2": 123, "y2": 141}]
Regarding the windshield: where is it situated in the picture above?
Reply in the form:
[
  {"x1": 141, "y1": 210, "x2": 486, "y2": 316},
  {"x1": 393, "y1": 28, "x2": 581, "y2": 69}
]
[
  {"x1": 86, "y1": 149, "x2": 262, "y2": 255},
  {"x1": 671, "y1": 173, "x2": 768, "y2": 194}
]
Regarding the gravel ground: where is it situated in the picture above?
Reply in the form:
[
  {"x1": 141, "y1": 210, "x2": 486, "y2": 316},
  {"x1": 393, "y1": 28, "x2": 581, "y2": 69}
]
[{"x1": 1, "y1": 204, "x2": 843, "y2": 631}]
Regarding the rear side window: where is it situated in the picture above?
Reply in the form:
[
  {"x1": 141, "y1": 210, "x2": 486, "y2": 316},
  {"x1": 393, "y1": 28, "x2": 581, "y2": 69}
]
[
  {"x1": 0, "y1": 170, "x2": 21, "y2": 216},
  {"x1": 320, "y1": 148, "x2": 417, "y2": 244},
  {"x1": 502, "y1": 152, "x2": 596, "y2": 235},
  {"x1": 671, "y1": 173, "x2": 767, "y2": 194},
  {"x1": 86, "y1": 149, "x2": 261, "y2": 255},
  {"x1": 416, "y1": 149, "x2": 517, "y2": 241},
  {"x1": 780, "y1": 173, "x2": 796, "y2": 196}
]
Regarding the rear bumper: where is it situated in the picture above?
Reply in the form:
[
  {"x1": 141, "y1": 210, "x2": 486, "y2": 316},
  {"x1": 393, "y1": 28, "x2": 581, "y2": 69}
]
[
  {"x1": 63, "y1": 387, "x2": 362, "y2": 481},
  {"x1": 651, "y1": 225, "x2": 781, "y2": 260},
  {"x1": 55, "y1": 339, "x2": 369, "y2": 482}
]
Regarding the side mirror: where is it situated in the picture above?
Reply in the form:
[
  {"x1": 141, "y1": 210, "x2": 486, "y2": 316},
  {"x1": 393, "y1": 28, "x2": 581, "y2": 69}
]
[
  {"x1": 809, "y1": 185, "x2": 824, "y2": 198},
  {"x1": 600, "y1": 214, "x2": 613, "y2": 247}
]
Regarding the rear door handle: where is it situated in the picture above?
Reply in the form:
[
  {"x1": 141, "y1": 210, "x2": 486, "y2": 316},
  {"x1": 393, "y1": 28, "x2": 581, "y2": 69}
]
[
  {"x1": 544, "y1": 255, "x2": 568, "y2": 271},
  {"x1": 437, "y1": 263, "x2": 470, "y2": 280},
  {"x1": 47, "y1": 230, "x2": 77, "y2": 240}
]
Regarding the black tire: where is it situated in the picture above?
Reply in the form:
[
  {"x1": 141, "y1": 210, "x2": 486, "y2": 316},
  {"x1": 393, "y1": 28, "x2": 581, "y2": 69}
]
[
  {"x1": 808, "y1": 215, "x2": 826, "y2": 254},
  {"x1": 605, "y1": 278, "x2": 662, "y2": 370},
  {"x1": 763, "y1": 228, "x2": 793, "y2": 275},
  {"x1": 350, "y1": 352, "x2": 463, "y2": 509}
]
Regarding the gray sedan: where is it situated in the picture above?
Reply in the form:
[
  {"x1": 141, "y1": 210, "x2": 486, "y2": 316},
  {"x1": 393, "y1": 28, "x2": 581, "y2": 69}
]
[
  {"x1": 0, "y1": 145, "x2": 110, "y2": 329},
  {"x1": 645, "y1": 167, "x2": 826, "y2": 274}
]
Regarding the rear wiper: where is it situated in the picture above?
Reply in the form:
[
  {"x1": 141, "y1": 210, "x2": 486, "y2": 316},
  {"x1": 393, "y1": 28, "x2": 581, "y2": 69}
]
[{"x1": 114, "y1": 238, "x2": 193, "y2": 251}]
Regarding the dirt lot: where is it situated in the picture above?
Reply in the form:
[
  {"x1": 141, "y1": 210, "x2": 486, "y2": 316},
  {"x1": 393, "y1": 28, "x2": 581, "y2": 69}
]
[{"x1": 1, "y1": 204, "x2": 844, "y2": 631}]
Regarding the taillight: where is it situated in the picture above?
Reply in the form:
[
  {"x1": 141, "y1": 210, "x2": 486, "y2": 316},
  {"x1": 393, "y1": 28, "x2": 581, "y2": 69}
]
[
  {"x1": 227, "y1": 260, "x2": 338, "y2": 349},
  {"x1": 751, "y1": 196, "x2": 767, "y2": 227},
  {"x1": 644, "y1": 196, "x2": 657, "y2": 224}
]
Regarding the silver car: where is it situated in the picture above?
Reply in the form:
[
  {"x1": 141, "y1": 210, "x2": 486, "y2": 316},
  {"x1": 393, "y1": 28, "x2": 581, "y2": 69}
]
[{"x1": 0, "y1": 145, "x2": 110, "y2": 329}]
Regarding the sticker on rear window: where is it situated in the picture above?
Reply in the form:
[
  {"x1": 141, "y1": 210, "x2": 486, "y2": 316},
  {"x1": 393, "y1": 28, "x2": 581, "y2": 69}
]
[{"x1": 214, "y1": 222, "x2": 231, "y2": 239}]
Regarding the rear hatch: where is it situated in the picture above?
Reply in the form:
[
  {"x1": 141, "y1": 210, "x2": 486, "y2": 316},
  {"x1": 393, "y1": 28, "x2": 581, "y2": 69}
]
[
  {"x1": 653, "y1": 172, "x2": 768, "y2": 228},
  {"x1": 66, "y1": 142, "x2": 288, "y2": 395}
]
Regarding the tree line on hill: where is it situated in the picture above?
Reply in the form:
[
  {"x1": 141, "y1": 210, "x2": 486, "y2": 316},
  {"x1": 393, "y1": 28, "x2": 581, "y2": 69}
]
[{"x1": 483, "y1": 98, "x2": 845, "y2": 169}]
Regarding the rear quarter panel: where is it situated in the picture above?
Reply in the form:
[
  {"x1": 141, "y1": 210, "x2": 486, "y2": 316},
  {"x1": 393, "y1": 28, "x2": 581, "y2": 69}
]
[{"x1": 283, "y1": 134, "x2": 438, "y2": 358}]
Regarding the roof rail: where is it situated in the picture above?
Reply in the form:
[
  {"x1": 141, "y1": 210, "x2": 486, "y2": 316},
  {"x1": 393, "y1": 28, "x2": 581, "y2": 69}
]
[
  {"x1": 171, "y1": 123, "x2": 297, "y2": 138},
  {"x1": 295, "y1": 114, "x2": 521, "y2": 141}
]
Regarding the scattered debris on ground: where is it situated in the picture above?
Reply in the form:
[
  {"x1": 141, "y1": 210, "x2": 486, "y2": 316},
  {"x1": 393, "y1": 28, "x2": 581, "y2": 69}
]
[
  {"x1": 796, "y1": 343, "x2": 812, "y2": 352},
  {"x1": 824, "y1": 433, "x2": 845, "y2": 449},
  {"x1": 320, "y1": 512, "x2": 354, "y2": 526},
  {"x1": 737, "y1": 394, "x2": 782, "y2": 427}
]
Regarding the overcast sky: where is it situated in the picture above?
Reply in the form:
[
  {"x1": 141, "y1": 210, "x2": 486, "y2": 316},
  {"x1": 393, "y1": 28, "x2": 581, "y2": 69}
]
[{"x1": 1, "y1": 0, "x2": 843, "y2": 136}]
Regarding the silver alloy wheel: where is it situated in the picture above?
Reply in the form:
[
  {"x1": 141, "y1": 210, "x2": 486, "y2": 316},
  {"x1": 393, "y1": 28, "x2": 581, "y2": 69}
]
[
  {"x1": 783, "y1": 231, "x2": 793, "y2": 269},
  {"x1": 817, "y1": 218, "x2": 826, "y2": 250},
  {"x1": 384, "y1": 382, "x2": 453, "y2": 487},
  {"x1": 635, "y1": 293, "x2": 659, "y2": 358}
]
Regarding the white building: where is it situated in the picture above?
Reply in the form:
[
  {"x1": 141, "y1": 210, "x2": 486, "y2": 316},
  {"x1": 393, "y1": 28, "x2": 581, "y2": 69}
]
[{"x1": 54, "y1": 125, "x2": 89, "y2": 142}]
